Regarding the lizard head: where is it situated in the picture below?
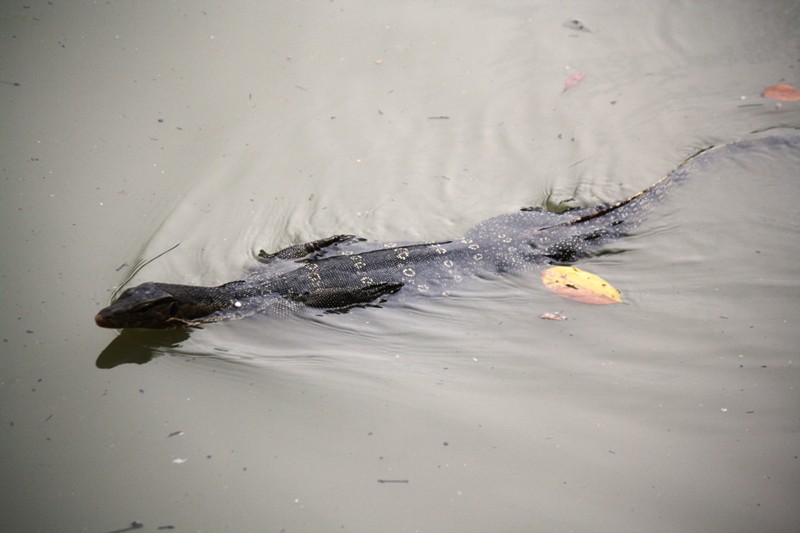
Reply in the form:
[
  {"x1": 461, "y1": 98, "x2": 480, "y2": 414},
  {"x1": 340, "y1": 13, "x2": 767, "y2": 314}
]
[{"x1": 95, "y1": 282, "x2": 183, "y2": 329}]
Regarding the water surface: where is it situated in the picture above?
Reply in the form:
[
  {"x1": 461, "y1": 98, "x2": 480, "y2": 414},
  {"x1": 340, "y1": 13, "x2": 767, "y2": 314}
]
[{"x1": 1, "y1": 1, "x2": 799, "y2": 531}]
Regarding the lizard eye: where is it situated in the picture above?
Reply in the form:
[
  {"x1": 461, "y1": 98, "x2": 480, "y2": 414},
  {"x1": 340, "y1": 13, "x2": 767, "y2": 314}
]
[
  {"x1": 134, "y1": 301, "x2": 157, "y2": 313},
  {"x1": 134, "y1": 297, "x2": 173, "y2": 314}
]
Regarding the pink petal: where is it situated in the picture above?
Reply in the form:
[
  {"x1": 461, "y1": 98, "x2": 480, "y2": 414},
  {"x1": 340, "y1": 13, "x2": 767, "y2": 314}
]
[{"x1": 563, "y1": 71, "x2": 587, "y2": 93}]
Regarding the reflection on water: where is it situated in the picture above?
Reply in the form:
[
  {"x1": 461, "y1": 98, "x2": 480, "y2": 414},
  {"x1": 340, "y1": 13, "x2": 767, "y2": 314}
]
[{"x1": 96, "y1": 329, "x2": 191, "y2": 368}]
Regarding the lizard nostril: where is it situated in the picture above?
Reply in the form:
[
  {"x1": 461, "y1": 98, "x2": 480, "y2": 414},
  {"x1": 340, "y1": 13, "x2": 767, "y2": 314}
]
[{"x1": 95, "y1": 311, "x2": 113, "y2": 328}]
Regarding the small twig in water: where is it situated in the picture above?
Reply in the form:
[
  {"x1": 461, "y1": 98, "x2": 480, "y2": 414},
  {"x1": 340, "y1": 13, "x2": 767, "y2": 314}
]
[{"x1": 105, "y1": 522, "x2": 143, "y2": 533}]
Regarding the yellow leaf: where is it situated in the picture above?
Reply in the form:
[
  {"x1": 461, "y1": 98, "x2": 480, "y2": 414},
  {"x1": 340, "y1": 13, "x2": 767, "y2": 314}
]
[{"x1": 541, "y1": 266, "x2": 622, "y2": 305}]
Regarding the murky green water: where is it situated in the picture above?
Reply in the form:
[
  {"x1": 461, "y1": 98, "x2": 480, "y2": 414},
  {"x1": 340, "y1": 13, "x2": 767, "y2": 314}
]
[{"x1": 2, "y1": 1, "x2": 799, "y2": 531}]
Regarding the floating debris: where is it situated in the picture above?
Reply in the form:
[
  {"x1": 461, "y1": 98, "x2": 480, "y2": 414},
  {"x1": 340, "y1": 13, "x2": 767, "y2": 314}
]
[
  {"x1": 539, "y1": 312, "x2": 568, "y2": 321},
  {"x1": 563, "y1": 19, "x2": 592, "y2": 32}
]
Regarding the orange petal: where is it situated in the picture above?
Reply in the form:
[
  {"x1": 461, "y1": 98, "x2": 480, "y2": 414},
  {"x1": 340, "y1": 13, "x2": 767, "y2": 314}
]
[{"x1": 763, "y1": 83, "x2": 800, "y2": 101}]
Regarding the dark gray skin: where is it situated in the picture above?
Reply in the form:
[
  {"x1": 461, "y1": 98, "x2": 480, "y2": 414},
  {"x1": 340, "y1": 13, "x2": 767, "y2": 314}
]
[{"x1": 95, "y1": 129, "x2": 800, "y2": 329}]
